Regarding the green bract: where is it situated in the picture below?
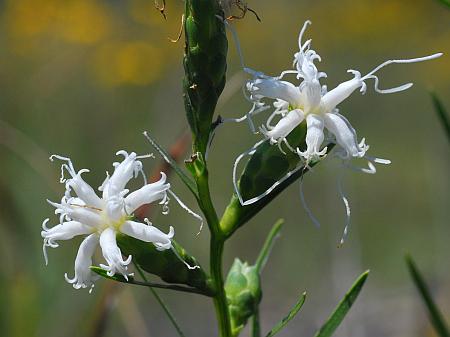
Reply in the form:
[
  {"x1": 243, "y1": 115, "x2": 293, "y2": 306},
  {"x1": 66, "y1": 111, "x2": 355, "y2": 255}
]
[{"x1": 117, "y1": 234, "x2": 212, "y2": 295}]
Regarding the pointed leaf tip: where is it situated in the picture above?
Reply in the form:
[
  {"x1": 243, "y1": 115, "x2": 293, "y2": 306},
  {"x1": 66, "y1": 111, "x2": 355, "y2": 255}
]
[{"x1": 313, "y1": 270, "x2": 369, "y2": 337}]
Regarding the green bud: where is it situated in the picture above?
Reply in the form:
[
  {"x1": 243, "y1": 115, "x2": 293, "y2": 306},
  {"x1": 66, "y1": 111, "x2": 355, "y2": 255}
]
[
  {"x1": 183, "y1": 0, "x2": 228, "y2": 155},
  {"x1": 225, "y1": 259, "x2": 262, "y2": 336},
  {"x1": 117, "y1": 234, "x2": 212, "y2": 295}
]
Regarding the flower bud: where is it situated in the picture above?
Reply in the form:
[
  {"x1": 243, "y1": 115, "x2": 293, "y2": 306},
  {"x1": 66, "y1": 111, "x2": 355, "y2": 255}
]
[{"x1": 225, "y1": 259, "x2": 262, "y2": 335}]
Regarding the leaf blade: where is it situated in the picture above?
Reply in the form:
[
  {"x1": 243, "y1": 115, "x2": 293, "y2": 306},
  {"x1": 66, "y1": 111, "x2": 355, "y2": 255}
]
[
  {"x1": 265, "y1": 292, "x2": 307, "y2": 337},
  {"x1": 143, "y1": 131, "x2": 198, "y2": 196},
  {"x1": 431, "y1": 92, "x2": 450, "y2": 143},
  {"x1": 314, "y1": 270, "x2": 369, "y2": 337},
  {"x1": 406, "y1": 255, "x2": 450, "y2": 337}
]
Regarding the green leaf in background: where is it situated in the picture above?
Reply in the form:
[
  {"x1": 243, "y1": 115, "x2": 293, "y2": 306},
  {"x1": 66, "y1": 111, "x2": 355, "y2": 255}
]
[
  {"x1": 265, "y1": 292, "x2": 307, "y2": 337},
  {"x1": 117, "y1": 234, "x2": 213, "y2": 296},
  {"x1": 314, "y1": 270, "x2": 369, "y2": 337},
  {"x1": 431, "y1": 93, "x2": 450, "y2": 143},
  {"x1": 437, "y1": 0, "x2": 450, "y2": 8},
  {"x1": 406, "y1": 255, "x2": 450, "y2": 337},
  {"x1": 143, "y1": 131, "x2": 198, "y2": 197}
]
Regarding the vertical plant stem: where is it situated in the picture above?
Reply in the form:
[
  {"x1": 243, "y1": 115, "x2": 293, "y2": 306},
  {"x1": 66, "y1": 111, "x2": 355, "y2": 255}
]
[
  {"x1": 251, "y1": 308, "x2": 261, "y2": 337},
  {"x1": 134, "y1": 263, "x2": 186, "y2": 337},
  {"x1": 194, "y1": 165, "x2": 232, "y2": 337},
  {"x1": 210, "y1": 235, "x2": 231, "y2": 337}
]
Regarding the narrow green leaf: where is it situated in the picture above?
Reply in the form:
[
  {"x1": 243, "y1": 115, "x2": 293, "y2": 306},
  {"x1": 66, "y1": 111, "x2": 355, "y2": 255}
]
[
  {"x1": 90, "y1": 266, "x2": 210, "y2": 296},
  {"x1": 143, "y1": 131, "x2": 198, "y2": 197},
  {"x1": 265, "y1": 292, "x2": 307, "y2": 337},
  {"x1": 431, "y1": 93, "x2": 450, "y2": 143},
  {"x1": 255, "y1": 219, "x2": 284, "y2": 273},
  {"x1": 406, "y1": 255, "x2": 450, "y2": 337},
  {"x1": 134, "y1": 263, "x2": 187, "y2": 337},
  {"x1": 314, "y1": 270, "x2": 369, "y2": 337}
]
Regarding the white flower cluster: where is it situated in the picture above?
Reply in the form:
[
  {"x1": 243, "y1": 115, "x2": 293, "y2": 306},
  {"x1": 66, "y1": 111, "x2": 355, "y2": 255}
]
[{"x1": 42, "y1": 151, "x2": 192, "y2": 291}]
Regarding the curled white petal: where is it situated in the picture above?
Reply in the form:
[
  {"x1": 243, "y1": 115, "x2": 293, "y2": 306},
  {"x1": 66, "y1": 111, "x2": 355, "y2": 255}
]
[
  {"x1": 99, "y1": 228, "x2": 132, "y2": 279},
  {"x1": 298, "y1": 114, "x2": 327, "y2": 162},
  {"x1": 120, "y1": 220, "x2": 173, "y2": 250},
  {"x1": 125, "y1": 173, "x2": 170, "y2": 214},
  {"x1": 248, "y1": 78, "x2": 302, "y2": 107},
  {"x1": 321, "y1": 74, "x2": 363, "y2": 112},
  {"x1": 42, "y1": 220, "x2": 92, "y2": 265},
  {"x1": 323, "y1": 113, "x2": 367, "y2": 158},
  {"x1": 47, "y1": 199, "x2": 103, "y2": 227},
  {"x1": 261, "y1": 109, "x2": 305, "y2": 141},
  {"x1": 108, "y1": 151, "x2": 141, "y2": 197},
  {"x1": 64, "y1": 233, "x2": 99, "y2": 290}
]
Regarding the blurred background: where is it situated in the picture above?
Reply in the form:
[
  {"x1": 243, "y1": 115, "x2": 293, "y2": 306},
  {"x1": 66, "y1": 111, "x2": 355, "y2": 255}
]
[{"x1": 0, "y1": 0, "x2": 449, "y2": 336}]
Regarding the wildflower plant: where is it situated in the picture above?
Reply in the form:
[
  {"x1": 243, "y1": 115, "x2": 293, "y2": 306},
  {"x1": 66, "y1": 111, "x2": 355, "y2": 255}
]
[{"x1": 41, "y1": 1, "x2": 442, "y2": 336}]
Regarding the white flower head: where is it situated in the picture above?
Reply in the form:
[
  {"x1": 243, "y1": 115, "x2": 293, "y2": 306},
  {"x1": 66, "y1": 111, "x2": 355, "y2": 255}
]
[
  {"x1": 42, "y1": 150, "x2": 199, "y2": 291},
  {"x1": 244, "y1": 20, "x2": 442, "y2": 166}
]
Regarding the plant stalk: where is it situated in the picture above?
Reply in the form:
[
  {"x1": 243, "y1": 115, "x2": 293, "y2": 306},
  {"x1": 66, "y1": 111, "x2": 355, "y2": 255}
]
[{"x1": 194, "y1": 164, "x2": 232, "y2": 337}]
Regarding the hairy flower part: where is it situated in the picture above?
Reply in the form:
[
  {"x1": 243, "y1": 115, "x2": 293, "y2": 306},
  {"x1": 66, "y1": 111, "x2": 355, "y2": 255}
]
[
  {"x1": 42, "y1": 151, "x2": 197, "y2": 291},
  {"x1": 245, "y1": 20, "x2": 441, "y2": 165}
]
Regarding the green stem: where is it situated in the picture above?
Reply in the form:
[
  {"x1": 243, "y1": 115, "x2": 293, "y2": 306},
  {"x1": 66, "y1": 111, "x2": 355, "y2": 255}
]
[
  {"x1": 251, "y1": 308, "x2": 261, "y2": 337},
  {"x1": 135, "y1": 263, "x2": 186, "y2": 337},
  {"x1": 194, "y1": 162, "x2": 232, "y2": 337}
]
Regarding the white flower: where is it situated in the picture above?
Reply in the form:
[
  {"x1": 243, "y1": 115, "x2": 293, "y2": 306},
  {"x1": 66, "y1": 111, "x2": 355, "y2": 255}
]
[
  {"x1": 246, "y1": 20, "x2": 442, "y2": 165},
  {"x1": 42, "y1": 151, "x2": 178, "y2": 291}
]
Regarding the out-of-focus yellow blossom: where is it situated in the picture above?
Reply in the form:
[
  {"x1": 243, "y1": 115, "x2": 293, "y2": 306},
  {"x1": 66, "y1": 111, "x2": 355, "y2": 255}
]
[
  {"x1": 92, "y1": 41, "x2": 165, "y2": 86},
  {"x1": 4, "y1": 0, "x2": 112, "y2": 45}
]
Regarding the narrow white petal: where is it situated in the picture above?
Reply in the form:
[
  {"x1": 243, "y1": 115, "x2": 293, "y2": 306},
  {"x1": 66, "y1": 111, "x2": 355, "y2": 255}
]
[
  {"x1": 67, "y1": 171, "x2": 102, "y2": 208},
  {"x1": 99, "y1": 228, "x2": 131, "y2": 278},
  {"x1": 108, "y1": 151, "x2": 140, "y2": 197},
  {"x1": 263, "y1": 109, "x2": 305, "y2": 141},
  {"x1": 124, "y1": 173, "x2": 170, "y2": 214},
  {"x1": 42, "y1": 221, "x2": 92, "y2": 247},
  {"x1": 248, "y1": 78, "x2": 303, "y2": 107},
  {"x1": 323, "y1": 113, "x2": 367, "y2": 158},
  {"x1": 120, "y1": 221, "x2": 173, "y2": 250},
  {"x1": 64, "y1": 233, "x2": 99, "y2": 290},
  {"x1": 298, "y1": 114, "x2": 327, "y2": 161},
  {"x1": 321, "y1": 76, "x2": 362, "y2": 112}
]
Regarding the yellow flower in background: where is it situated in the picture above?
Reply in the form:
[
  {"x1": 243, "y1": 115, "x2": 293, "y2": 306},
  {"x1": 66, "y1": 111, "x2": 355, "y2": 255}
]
[
  {"x1": 93, "y1": 41, "x2": 165, "y2": 86},
  {"x1": 4, "y1": 0, "x2": 112, "y2": 44},
  {"x1": 56, "y1": 1, "x2": 112, "y2": 45}
]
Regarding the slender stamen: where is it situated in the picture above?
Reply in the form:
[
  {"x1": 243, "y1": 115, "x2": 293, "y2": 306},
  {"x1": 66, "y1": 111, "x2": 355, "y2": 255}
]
[
  {"x1": 298, "y1": 20, "x2": 312, "y2": 50},
  {"x1": 337, "y1": 172, "x2": 351, "y2": 246},
  {"x1": 299, "y1": 173, "x2": 321, "y2": 228},
  {"x1": 167, "y1": 190, "x2": 204, "y2": 235},
  {"x1": 359, "y1": 53, "x2": 443, "y2": 94}
]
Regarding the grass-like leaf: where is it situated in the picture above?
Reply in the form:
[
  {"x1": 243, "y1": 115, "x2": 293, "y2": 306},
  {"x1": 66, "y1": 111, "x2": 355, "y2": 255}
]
[
  {"x1": 91, "y1": 266, "x2": 209, "y2": 296},
  {"x1": 431, "y1": 93, "x2": 450, "y2": 143},
  {"x1": 143, "y1": 131, "x2": 198, "y2": 197},
  {"x1": 265, "y1": 292, "x2": 307, "y2": 337},
  {"x1": 406, "y1": 255, "x2": 450, "y2": 337},
  {"x1": 256, "y1": 219, "x2": 284, "y2": 273},
  {"x1": 314, "y1": 270, "x2": 369, "y2": 337}
]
